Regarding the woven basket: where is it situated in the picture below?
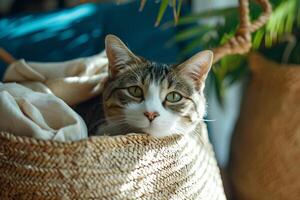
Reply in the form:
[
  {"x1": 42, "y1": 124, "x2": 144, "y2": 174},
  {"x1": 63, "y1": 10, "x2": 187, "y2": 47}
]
[
  {"x1": 0, "y1": 128, "x2": 227, "y2": 199},
  {"x1": 229, "y1": 53, "x2": 300, "y2": 199}
]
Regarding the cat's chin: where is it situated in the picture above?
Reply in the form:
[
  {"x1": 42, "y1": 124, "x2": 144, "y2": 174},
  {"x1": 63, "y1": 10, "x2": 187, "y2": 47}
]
[{"x1": 141, "y1": 128, "x2": 177, "y2": 138}]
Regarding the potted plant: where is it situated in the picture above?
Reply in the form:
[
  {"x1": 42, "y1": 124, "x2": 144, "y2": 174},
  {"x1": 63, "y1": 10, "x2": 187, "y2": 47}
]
[{"x1": 144, "y1": 0, "x2": 300, "y2": 199}]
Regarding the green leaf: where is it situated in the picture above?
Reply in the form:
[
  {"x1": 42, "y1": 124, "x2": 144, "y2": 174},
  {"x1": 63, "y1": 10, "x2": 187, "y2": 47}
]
[
  {"x1": 171, "y1": 25, "x2": 211, "y2": 42},
  {"x1": 177, "y1": 7, "x2": 237, "y2": 25},
  {"x1": 161, "y1": 6, "x2": 237, "y2": 28},
  {"x1": 226, "y1": 63, "x2": 248, "y2": 86},
  {"x1": 139, "y1": 0, "x2": 147, "y2": 12},
  {"x1": 155, "y1": 0, "x2": 170, "y2": 27},
  {"x1": 177, "y1": 0, "x2": 183, "y2": 20},
  {"x1": 172, "y1": 0, "x2": 183, "y2": 25},
  {"x1": 264, "y1": 0, "x2": 299, "y2": 46},
  {"x1": 252, "y1": 29, "x2": 265, "y2": 49},
  {"x1": 178, "y1": 30, "x2": 216, "y2": 57},
  {"x1": 180, "y1": 36, "x2": 205, "y2": 57},
  {"x1": 298, "y1": 0, "x2": 300, "y2": 26},
  {"x1": 211, "y1": 65, "x2": 226, "y2": 107},
  {"x1": 220, "y1": 55, "x2": 247, "y2": 86},
  {"x1": 172, "y1": 0, "x2": 177, "y2": 24}
]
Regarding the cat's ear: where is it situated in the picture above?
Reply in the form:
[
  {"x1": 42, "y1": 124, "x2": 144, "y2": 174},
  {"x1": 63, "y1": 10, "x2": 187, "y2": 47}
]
[
  {"x1": 177, "y1": 50, "x2": 213, "y2": 91},
  {"x1": 105, "y1": 34, "x2": 141, "y2": 77}
]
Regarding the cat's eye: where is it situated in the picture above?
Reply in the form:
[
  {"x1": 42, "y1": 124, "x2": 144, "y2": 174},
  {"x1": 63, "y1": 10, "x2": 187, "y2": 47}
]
[
  {"x1": 166, "y1": 92, "x2": 182, "y2": 103},
  {"x1": 128, "y1": 86, "x2": 143, "y2": 98}
]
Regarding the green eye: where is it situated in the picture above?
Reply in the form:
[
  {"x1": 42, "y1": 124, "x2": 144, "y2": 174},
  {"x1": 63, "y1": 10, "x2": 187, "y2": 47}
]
[
  {"x1": 128, "y1": 86, "x2": 143, "y2": 98},
  {"x1": 166, "y1": 92, "x2": 182, "y2": 103}
]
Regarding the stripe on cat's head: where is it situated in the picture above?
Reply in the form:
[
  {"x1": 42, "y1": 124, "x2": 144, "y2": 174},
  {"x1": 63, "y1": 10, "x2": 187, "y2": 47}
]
[{"x1": 102, "y1": 34, "x2": 213, "y2": 137}]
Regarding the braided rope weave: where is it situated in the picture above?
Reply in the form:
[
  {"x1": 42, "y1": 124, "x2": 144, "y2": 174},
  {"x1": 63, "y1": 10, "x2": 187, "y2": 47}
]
[
  {"x1": 0, "y1": 130, "x2": 226, "y2": 199},
  {"x1": 212, "y1": 0, "x2": 272, "y2": 63}
]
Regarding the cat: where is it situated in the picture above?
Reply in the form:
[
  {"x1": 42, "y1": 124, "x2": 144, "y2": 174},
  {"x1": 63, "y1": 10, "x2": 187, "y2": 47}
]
[{"x1": 96, "y1": 34, "x2": 213, "y2": 138}]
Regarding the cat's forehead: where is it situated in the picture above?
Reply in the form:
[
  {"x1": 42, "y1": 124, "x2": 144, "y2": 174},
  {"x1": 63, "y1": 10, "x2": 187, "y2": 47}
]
[
  {"x1": 115, "y1": 61, "x2": 194, "y2": 95},
  {"x1": 144, "y1": 62, "x2": 170, "y2": 80},
  {"x1": 116, "y1": 61, "x2": 169, "y2": 83}
]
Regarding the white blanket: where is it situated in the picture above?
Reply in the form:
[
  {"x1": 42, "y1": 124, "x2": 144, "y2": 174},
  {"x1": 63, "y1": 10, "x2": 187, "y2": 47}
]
[
  {"x1": 3, "y1": 52, "x2": 108, "y2": 106},
  {"x1": 0, "y1": 52, "x2": 109, "y2": 141}
]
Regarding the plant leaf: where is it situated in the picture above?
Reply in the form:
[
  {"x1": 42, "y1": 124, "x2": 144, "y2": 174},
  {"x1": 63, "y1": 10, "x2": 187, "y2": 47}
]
[
  {"x1": 161, "y1": 6, "x2": 237, "y2": 29},
  {"x1": 155, "y1": 0, "x2": 170, "y2": 27},
  {"x1": 212, "y1": 65, "x2": 225, "y2": 107},
  {"x1": 177, "y1": 0, "x2": 183, "y2": 22},
  {"x1": 139, "y1": 0, "x2": 147, "y2": 12},
  {"x1": 177, "y1": 7, "x2": 237, "y2": 25},
  {"x1": 171, "y1": 25, "x2": 211, "y2": 42},
  {"x1": 252, "y1": 29, "x2": 265, "y2": 49}
]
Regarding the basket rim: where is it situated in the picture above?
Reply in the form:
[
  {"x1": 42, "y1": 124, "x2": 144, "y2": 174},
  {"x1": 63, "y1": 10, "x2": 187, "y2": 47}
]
[{"x1": 0, "y1": 131, "x2": 182, "y2": 148}]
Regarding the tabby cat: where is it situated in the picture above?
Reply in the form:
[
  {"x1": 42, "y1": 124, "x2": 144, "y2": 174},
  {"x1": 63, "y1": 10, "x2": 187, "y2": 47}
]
[{"x1": 97, "y1": 35, "x2": 213, "y2": 137}]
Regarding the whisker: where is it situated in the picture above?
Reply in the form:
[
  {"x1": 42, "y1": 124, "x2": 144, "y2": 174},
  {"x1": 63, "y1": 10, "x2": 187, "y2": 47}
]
[{"x1": 201, "y1": 119, "x2": 216, "y2": 122}]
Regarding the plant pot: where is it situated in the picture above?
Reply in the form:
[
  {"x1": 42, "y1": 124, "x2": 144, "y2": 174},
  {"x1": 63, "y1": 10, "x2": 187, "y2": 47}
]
[{"x1": 229, "y1": 53, "x2": 300, "y2": 200}]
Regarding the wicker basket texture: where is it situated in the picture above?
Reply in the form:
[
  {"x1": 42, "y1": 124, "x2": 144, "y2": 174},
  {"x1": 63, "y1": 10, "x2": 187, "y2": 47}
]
[{"x1": 0, "y1": 131, "x2": 226, "y2": 199}]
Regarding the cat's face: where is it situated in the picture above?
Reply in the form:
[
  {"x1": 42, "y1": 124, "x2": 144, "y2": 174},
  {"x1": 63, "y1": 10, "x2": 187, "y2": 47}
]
[{"x1": 102, "y1": 35, "x2": 213, "y2": 137}]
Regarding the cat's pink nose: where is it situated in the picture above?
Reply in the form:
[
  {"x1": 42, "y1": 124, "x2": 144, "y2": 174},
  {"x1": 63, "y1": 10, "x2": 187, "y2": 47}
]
[{"x1": 144, "y1": 111, "x2": 160, "y2": 122}]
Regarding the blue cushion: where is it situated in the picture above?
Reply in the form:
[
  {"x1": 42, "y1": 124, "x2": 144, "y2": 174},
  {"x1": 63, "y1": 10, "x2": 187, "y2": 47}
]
[{"x1": 0, "y1": 1, "x2": 188, "y2": 79}]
